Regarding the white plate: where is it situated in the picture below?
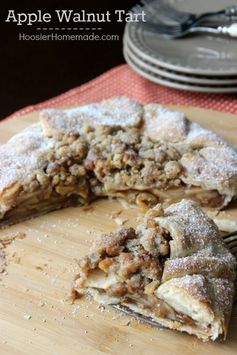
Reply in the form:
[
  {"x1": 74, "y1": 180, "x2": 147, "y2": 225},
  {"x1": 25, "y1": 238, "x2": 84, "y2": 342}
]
[
  {"x1": 124, "y1": 33, "x2": 237, "y2": 85},
  {"x1": 124, "y1": 46, "x2": 237, "y2": 93},
  {"x1": 125, "y1": 0, "x2": 237, "y2": 76}
]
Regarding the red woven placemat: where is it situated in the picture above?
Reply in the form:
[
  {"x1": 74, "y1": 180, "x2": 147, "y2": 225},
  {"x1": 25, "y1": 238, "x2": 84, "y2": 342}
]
[{"x1": 5, "y1": 64, "x2": 237, "y2": 119}]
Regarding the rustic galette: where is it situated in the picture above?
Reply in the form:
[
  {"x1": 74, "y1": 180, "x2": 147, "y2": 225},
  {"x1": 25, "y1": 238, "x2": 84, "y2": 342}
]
[{"x1": 0, "y1": 97, "x2": 237, "y2": 226}]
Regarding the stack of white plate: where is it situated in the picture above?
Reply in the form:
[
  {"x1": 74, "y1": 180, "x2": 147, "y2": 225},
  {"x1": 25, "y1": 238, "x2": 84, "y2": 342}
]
[{"x1": 123, "y1": 0, "x2": 237, "y2": 93}]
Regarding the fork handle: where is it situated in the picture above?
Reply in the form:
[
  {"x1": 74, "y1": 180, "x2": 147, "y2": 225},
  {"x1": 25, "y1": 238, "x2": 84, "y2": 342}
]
[
  {"x1": 190, "y1": 23, "x2": 237, "y2": 37},
  {"x1": 225, "y1": 5, "x2": 237, "y2": 18},
  {"x1": 219, "y1": 23, "x2": 237, "y2": 37}
]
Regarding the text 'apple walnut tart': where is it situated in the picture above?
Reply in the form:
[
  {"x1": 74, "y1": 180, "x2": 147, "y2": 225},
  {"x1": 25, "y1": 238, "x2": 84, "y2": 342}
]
[
  {"x1": 0, "y1": 96, "x2": 237, "y2": 225},
  {"x1": 72, "y1": 200, "x2": 236, "y2": 342}
]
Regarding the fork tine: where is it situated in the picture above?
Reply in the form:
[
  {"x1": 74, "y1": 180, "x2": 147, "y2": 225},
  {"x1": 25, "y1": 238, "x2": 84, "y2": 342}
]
[
  {"x1": 229, "y1": 245, "x2": 237, "y2": 253},
  {"x1": 141, "y1": 21, "x2": 182, "y2": 36},
  {"x1": 229, "y1": 245, "x2": 237, "y2": 257},
  {"x1": 223, "y1": 236, "x2": 237, "y2": 244},
  {"x1": 113, "y1": 304, "x2": 164, "y2": 328},
  {"x1": 222, "y1": 232, "x2": 237, "y2": 259},
  {"x1": 222, "y1": 230, "x2": 237, "y2": 239},
  {"x1": 225, "y1": 240, "x2": 237, "y2": 248}
]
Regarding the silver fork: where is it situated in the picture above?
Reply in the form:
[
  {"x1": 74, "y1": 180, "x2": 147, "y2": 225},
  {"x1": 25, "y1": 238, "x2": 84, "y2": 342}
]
[
  {"x1": 140, "y1": 0, "x2": 237, "y2": 26},
  {"x1": 139, "y1": 20, "x2": 237, "y2": 38},
  {"x1": 222, "y1": 230, "x2": 237, "y2": 256},
  {"x1": 131, "y1": 2, "x2": 237, "y2": 38},
  {"x1": 113, "y1": 231, "x2": 237, "y2": 329}
]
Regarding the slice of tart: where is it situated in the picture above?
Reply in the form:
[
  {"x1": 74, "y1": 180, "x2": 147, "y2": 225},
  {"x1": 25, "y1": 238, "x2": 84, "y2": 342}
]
[
  {"x1": 0, "y1": 96, "x2": 237, "y2": 226},
  {"x1": 73, "y1": 200, "x2": 236, "y2": 341}
]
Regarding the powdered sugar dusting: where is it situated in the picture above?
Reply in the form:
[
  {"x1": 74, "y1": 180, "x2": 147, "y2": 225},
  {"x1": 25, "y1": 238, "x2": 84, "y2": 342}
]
[
  {"x1": 40, "y1": 97, "x2": 143, "y2": 137},
  {"x1": 0, "y1": 123, "x2": 54, "y2": 192},
  {"x1": 141, "y1": 103, "x2": 237, "y2": 201},
  {"x1": 163, "y1": 254, "x2": 236, "y2": 283},
  {"x1": 180, "y1": 145, "x2": 237, "y2": 197},
  {"x1": 163, "y1": 199, "x2": 219, "y2": 246},
  {"x1": 143, "y1": 103, "x2": 187, "y2": 142},
  {"x1": 210, "y1": 278, "x2": 235, "y2": 317},
  {"x1": 186, "y1": 122, "x2": 222, "y2": 144},
  {"x1": 169, "y1": 274, "x2": 211, "y2": 304}
]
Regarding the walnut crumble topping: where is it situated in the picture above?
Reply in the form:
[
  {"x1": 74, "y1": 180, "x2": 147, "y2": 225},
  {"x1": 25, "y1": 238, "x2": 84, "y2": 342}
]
[{"x1": 84, "y1": 126, "x2": 182, "y2": 197}]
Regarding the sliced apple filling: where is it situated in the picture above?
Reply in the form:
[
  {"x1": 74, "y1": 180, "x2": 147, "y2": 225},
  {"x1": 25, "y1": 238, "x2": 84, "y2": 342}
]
[
  {"x1": 94, "y1": 186, "x2": 224, "y2": 210},
  {"x1": 0, "y1": 131, "x2": 90, "y2": 226}
]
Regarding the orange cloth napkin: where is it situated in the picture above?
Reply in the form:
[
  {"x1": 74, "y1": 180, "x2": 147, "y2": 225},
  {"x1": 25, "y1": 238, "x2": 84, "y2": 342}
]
[{"x1": 5, "y1": 64, "x2": 237, "y2": 119}]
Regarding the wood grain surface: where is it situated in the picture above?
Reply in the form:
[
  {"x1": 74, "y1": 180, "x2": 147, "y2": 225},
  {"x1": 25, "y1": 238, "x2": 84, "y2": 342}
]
[{"x1": 0, "y1": 106, "x2": 237, "y2": 355}]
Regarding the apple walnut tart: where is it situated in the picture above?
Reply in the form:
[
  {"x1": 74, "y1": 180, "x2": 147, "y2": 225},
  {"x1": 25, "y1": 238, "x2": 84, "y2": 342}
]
[
  {"x1": 0, "y1": 96, "x2": 237, "y2": 225},
  {"x1": 73, "y1": 200, "x2": 236, "y2": 341}
]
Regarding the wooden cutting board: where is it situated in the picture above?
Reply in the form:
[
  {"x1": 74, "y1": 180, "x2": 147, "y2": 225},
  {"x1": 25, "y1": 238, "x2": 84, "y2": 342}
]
[{"x1": 0, "y1": 106, "x2": 237, "y2": 355}]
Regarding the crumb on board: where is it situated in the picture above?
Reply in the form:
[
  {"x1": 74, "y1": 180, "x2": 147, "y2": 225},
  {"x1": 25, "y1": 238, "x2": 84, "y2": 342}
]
[
  {"x1": 0, "y1": 250, "x2": 7, "y2": 274},
  {"x1": 38, "y1": 300, "x2": 45, "y2": 307},
  {"x1": 0, "y1": 232, "x2": 26, "y2": 248},
  {"x1": 35, "y1": 264, "x2": 47, "y2": 271},
  {"x1": 111, "y1": 210, "x2": 122, "y2": 219},
  {"x1": 82, "y1": 205, "x2": 95, "y2": 212},
  {"x1": 0, "y1": 232, "x2": 27, "y2": 275},
  {"x1": 23, "y1": 314, "x2": 32, "y2": 320},
  {"x1": 9, "y1": 251, "x2": 21, "y2": 264},
  {"x1": 113, "y1": 217, "x2": 128, "y2": 226},
  {"x1": 97, "y1": 305, "x2": 105, "y2": 313}
]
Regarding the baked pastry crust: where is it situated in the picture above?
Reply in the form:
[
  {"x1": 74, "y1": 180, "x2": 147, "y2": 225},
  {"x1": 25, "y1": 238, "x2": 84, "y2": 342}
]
[
  {"x1": 73, "y1": 200, "x2": 236, "y2": 341},
  {"x1": 0, "y1": 96, "x2": 237, "y2": 225},
  {"x1": 0, "y1": 123, "x2": 89, "y2": 225}
]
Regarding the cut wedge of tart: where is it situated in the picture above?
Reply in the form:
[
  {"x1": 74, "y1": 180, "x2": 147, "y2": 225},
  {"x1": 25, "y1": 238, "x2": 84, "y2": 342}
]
[
  {"x1": 0, "y1": 97, "x2": 237, "y2": 226},
  {"x1": 73, "y1": 200, "x2": 236, "y2": 341}
]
